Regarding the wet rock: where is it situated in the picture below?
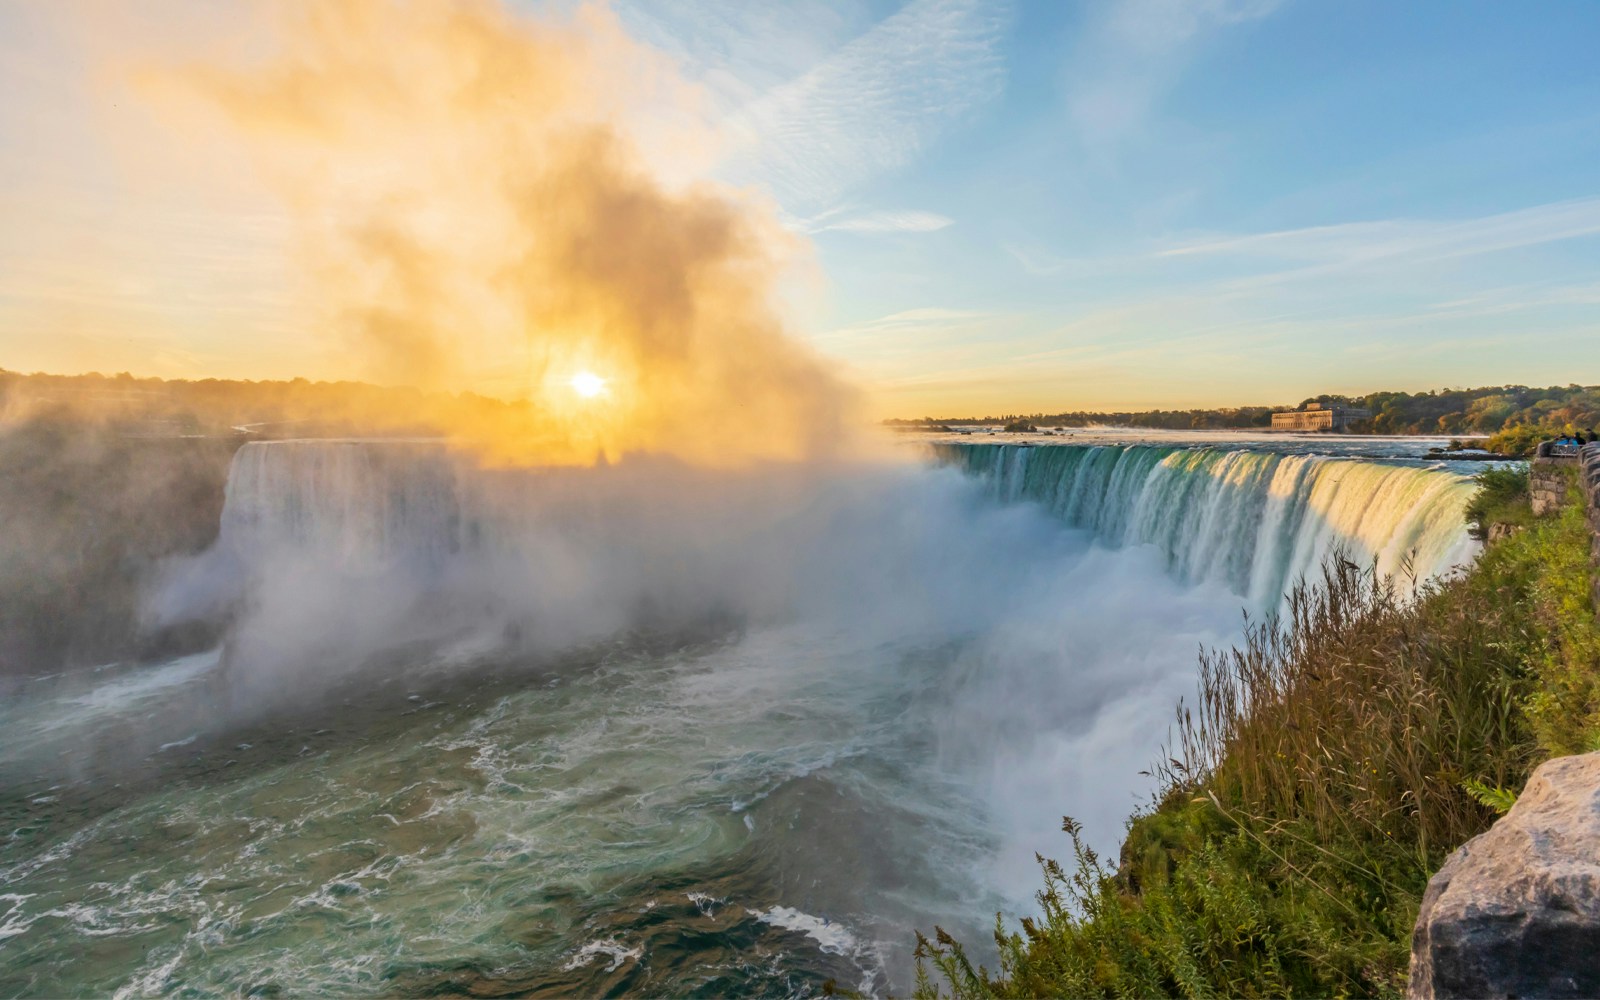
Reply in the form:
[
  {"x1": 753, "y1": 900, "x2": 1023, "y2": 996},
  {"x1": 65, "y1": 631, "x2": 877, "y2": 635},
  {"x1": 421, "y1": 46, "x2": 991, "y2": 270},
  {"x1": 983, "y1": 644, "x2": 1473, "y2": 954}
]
[{"x1": 1409, "y1": 752, "x2": 1600, "y2": 998}]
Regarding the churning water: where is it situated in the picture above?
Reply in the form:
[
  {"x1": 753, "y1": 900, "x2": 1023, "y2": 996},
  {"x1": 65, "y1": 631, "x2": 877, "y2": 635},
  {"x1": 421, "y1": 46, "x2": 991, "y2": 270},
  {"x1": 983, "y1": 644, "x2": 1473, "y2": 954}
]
[{"x1": 0, "y1": 436, "x2": 1479, "y2": 996}]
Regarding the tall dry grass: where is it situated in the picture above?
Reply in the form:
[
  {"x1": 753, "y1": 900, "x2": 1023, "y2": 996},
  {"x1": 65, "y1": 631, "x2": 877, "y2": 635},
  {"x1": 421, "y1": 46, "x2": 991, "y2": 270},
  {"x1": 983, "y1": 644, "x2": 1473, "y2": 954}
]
[{"x1": 1157, "y1": 553, "x2": 1535, "y2": 880}]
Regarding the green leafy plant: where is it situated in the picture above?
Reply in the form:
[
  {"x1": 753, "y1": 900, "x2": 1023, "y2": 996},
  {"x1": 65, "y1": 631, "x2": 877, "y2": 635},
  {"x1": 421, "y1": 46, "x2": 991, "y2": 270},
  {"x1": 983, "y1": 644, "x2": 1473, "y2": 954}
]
[
  {"x1": 1460, "y1": 779, "x2": 1518, "y2": 815},
  {"x1": 1462, "y1": 464, "x2": 1530, "y2": 540}
]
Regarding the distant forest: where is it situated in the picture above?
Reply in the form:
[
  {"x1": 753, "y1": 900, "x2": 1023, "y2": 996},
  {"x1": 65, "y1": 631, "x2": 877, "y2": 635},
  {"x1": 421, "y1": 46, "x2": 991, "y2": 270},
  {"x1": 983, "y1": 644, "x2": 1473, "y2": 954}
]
[
  {"x1": 886, "y1": 384, "x2": 1600, "y2": 454},
  {"x1": 0, "y1": 368, "x2": 531, "y2": 439}
]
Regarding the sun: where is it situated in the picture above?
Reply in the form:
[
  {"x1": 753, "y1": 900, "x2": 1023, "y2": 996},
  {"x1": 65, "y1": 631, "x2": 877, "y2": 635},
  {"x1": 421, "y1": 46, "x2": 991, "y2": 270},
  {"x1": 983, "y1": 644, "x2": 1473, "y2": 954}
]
[{"x1": 569, "y1": 371, "x2": 608, "y2": 399}]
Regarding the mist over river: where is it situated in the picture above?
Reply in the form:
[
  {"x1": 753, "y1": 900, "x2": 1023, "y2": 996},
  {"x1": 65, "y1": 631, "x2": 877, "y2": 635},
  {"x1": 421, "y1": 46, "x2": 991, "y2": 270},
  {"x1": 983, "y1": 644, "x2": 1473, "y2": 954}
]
[{"x1": 0, "y1": 435, "x2": 1478, "y2": 996}]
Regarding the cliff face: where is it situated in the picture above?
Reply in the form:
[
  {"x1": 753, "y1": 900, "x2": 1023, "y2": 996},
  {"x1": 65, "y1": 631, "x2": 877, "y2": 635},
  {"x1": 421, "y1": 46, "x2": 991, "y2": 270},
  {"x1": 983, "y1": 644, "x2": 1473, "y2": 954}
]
[
  {"x1": 0, "y1": 413, "x2": 239, "y2": 678},
  {"x1": 1409, "y1": 752, "x2": 1600, "y2": 999}
]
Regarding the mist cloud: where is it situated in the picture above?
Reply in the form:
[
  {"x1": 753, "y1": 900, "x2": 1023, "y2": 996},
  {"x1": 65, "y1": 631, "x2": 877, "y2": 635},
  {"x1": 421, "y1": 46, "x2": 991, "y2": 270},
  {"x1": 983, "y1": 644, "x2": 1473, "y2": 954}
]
[{"x1": 149, "y1": 0, "x2": 856, "y2": 465}]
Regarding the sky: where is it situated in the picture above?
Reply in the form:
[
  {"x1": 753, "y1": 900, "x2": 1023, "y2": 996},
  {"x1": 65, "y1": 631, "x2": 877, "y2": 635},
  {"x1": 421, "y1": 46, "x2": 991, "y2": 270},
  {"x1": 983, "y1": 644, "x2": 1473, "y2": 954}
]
[{"x1": 1, "y1": 0, "x2": 1598, "y2": 418}]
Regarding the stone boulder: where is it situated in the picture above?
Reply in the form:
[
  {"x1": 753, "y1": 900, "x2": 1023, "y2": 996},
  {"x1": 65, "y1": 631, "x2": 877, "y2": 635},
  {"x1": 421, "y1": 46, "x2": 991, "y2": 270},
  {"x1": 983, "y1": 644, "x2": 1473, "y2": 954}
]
[{"x1": 1409, "y1": 753, "x2": 1600, "y2": 998}]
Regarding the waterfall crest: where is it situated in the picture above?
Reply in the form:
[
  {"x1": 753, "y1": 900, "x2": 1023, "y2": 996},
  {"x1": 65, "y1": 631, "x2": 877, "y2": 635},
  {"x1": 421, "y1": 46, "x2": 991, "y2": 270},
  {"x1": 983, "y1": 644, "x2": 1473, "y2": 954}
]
[
  {"x1": 931, "y1": 442, "x2": 1478, "y2": 605},
  {"x1": 221, "y1": 440, "x2": 467, "y2": 568},
  {"x1": 157, "y1": 438, "x2": 1481, "y2": 690}
]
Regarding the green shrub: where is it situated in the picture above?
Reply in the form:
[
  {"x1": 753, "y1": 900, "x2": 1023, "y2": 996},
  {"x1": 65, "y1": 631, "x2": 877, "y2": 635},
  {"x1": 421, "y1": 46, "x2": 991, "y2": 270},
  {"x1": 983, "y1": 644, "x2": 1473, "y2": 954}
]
[
  {"x1": 1486, "y1": 424, "x2": 1552, "y2": 457},
  {"x1": 1474, "y1": 473, "x2": 1600, "y2": 755},
  {"x1": 1462, "y1": 465, "x2": 1530, "y2": 540}
]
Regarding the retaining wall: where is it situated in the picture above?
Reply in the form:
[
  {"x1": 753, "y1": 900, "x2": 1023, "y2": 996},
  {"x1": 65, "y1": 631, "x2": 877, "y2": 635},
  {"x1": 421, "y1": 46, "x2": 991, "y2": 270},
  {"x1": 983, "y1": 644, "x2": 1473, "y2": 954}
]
[
  {"x1": 1529, "y1": 444, "x2": 1600, "y2": 610},
  {"x1": 1583, "y1": 444, "x2": 1600, "y2": 610}
]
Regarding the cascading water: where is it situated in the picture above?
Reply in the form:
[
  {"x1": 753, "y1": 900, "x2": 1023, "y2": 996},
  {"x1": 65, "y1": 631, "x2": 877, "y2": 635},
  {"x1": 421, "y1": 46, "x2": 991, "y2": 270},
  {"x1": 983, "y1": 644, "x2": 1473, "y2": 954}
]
[
  {"x1": 0, "y1": 436, "x2": 1482, "y2": 997},
  {"x1": 933, "y1": 442, "x2": 1479, "y2": 607},
  {"x1": 219, "y1": 440, "x2": 466, "y2": 567}
]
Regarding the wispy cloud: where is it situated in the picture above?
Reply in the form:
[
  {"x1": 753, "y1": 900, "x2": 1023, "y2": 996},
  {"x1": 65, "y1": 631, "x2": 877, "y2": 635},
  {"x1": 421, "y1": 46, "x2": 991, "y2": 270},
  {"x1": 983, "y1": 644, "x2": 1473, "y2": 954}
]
[
  {"x1": 1001, "y1": 241, "x2": 1114, "y2": 277},
  {"x1": 810, "y1": 305, "x2": 1001, "y2": 357},
  {"x1": 717, "y1": 0, "x2": 1010, "y2": 210},
  {"x1": 813, "y1": 306, "x2": 992, "y2": 345},
  {"x1": 1066, "y1": 0, "x2": 1281, "y2": 157},
  {"x1": 1422, "y1": 281, "x2": 1600, "y2": 319},
  {"x1": 809, "y1": 209, "x2": 955, "y2": 234},
  {"x1": 1003, "y1": 197, "x2": 1600, "y2": 286},
  {"x1": 615, "y1": 2, "x2": 869, "y2": 112},
  {"x1": 1159, "y1": 196, "x2": 1600, "y2": 270},
  {"x1": 834, "y1": 306, "x2": 988, "y2": 328},
  {"x1": 876, "y1": 193, "x2": 1600, "y2": 414}
]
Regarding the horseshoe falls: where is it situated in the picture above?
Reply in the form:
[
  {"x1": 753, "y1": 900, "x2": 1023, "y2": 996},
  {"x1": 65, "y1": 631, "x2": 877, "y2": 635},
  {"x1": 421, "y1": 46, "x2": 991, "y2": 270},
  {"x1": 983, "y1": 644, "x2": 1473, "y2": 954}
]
[
  {"x1": 0, "y1": 438, "x2": 1479, "y2": 997},
  {"x1": 932, "y1": 442, "x2": 1478, "y2": 609}
]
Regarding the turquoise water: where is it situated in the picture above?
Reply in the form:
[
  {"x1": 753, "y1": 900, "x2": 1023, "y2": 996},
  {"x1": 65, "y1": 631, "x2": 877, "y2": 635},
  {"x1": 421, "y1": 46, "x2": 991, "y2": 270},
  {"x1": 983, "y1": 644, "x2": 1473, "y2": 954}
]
[{"x1": 0, "y1": 631, "x2": 991, "y2": 996}]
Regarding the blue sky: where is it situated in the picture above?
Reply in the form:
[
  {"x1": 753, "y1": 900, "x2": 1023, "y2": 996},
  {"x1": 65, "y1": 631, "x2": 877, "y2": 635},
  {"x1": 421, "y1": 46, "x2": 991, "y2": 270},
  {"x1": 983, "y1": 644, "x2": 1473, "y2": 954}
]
[
  {"x1": 2, "y1": 0, "x2": 1598, "y2": 416},
  {"x1": 613, "y1": 0, "x2": 1600, "y2": 415}
]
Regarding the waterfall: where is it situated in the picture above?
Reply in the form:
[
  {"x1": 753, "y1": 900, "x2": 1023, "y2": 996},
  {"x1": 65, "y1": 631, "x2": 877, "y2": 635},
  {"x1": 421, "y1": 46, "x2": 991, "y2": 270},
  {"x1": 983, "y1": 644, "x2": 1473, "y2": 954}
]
[
  {"x1": 931, "y1": 442, "x2": 1478, "y2": 605},
  {"x1": 212, "y1": 440, "x2": 1479, "y2": 608},
  {"x1": 218, "y1": 440, "x2": 468, "y2": 569},
  {"x1": 147, "y1": 440, "x2": 498, "y2": 640},
  {"x1": 162, "y1": 438, "x2": 1481, "y2": 673}
]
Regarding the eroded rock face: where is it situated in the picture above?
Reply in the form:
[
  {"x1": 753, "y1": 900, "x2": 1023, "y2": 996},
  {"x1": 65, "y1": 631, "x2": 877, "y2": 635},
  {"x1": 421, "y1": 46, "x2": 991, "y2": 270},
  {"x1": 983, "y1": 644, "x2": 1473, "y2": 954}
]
[{"x1": 1409, "y1": 753, "x2": 1600, "y2": 999}]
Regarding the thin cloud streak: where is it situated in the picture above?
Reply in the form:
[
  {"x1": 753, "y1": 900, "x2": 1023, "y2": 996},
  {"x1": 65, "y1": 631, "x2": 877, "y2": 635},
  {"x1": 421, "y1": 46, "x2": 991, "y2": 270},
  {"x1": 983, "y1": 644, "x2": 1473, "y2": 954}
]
[
  {"x1": 1005, "y1": 196, "x2": 1600, "y2": 287},
  {"x1": 881, "y1": 195, "x2": 1600, "y2": 413},
  {"x1": 1162, "y1": 196, "x2": 1600, "y2": 265},
  {"x1": 719, "y1": 0, "x2": 1009, "y2": 210},
  {"x1": 614, "y1": 1, "x2": 865, "y2": 113},
  {"x1": 811, "y1": 306, "x2": 999, "y2": 349},
  {"x1": 812, "y1": 209, "x2": 955, "y2": 234},
  {"x1": 1065, "y1": 0, "x2": 1282, "y2": 158}
]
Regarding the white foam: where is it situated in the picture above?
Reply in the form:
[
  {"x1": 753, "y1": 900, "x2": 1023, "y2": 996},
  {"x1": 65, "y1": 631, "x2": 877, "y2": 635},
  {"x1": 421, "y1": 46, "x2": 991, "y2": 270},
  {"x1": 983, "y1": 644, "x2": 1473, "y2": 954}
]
[
  {"x1": 561, "y1": 938, "x2": 642, "y2": 973},
  {"x1": 113, "y1": 947, "x2": 184, "y2": 1000},
  {"x1": 0, "y1": 893, "x2": 36, "y2": 941},
  {"x1": 755, "y1": 906, "x2": 858, "y2": 956}
]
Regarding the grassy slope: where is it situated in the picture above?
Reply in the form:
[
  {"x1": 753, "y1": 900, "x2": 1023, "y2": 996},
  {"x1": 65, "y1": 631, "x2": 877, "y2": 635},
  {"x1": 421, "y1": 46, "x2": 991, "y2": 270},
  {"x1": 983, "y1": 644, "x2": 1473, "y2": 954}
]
[{"x1": 917, "y1": 469, "x2": 1599, "y2": 999}]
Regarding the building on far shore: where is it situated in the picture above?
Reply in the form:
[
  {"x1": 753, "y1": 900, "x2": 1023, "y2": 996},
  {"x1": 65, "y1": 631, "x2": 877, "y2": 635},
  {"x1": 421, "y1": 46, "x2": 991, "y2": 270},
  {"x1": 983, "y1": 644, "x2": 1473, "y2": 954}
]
[{"x1": 1271, "y1": 402, "x2": 1372, "y2": 432}]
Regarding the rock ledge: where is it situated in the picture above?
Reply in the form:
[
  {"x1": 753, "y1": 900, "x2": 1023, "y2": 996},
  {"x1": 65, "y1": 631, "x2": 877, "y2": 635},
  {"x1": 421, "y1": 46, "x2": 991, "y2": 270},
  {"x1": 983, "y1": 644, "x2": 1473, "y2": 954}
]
[{"x1": 1409, "y1": 752, "x2": 1600, "y2": 998}]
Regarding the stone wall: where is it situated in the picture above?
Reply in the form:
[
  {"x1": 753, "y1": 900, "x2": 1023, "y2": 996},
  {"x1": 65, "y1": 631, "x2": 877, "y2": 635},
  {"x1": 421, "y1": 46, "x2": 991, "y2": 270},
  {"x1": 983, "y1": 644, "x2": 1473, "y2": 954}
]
[
  {"x1": 1529, "y1": 443, "x2": 1600, "y2": 609},
  {"x1": 1583, "y1": 443, "x2": 1600, "y2": 609},
  {"x1": 1530, "y1": 452, "x2": 1575, "y2": 516}
]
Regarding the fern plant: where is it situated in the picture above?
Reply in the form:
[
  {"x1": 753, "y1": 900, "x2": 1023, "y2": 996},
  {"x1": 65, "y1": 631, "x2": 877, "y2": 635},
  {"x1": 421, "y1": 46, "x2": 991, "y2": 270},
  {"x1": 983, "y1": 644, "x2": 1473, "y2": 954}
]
[{"x1": 1461, "y1": 778, "x2": 1518, "y2": 815}]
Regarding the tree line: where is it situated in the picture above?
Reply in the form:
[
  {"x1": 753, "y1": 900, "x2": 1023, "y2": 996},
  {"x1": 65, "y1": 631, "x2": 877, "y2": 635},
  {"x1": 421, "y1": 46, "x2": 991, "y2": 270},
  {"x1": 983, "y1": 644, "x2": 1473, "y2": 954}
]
[
  {"x1": 0, "y1": 368, "x2": 530, "y2": 439},
  {"x1": 6, "y1": 371, "x2": 1598, "y2": 455},
  {"x1": 886, "y1": 383, "x2": 1600, "y2": 454}
]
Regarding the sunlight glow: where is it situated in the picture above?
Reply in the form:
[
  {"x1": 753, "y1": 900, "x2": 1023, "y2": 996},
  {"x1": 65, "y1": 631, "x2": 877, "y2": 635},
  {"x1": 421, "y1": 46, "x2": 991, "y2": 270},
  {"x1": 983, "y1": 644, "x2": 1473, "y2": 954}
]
[{"x1": 569, "y1": 370, "x2": 608, "y2": 399}]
